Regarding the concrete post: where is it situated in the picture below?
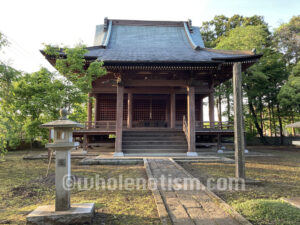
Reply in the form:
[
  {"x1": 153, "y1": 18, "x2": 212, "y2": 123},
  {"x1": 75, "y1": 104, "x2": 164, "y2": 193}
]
[
  {"x1": 187, "y1": 86, "x2": 197, "y2": 156},
  {"x1": 170, "y1": 92, "x2": 176, "y2": 129},
  {"x1": 115, "y1": 85, "x2": 124, "y2": 156},
  {"x1": 233, "y1": 62, "x2": 245, "y2": 178}
]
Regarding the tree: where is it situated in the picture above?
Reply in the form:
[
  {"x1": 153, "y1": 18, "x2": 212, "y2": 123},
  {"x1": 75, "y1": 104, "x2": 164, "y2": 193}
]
[
  {"x1": 216, "y1": 25, "x2": 269, "y2": 51},
  {"x1": 278, "y1": 61, "x2": 300, "y2": 113},
  {"x1": 0, "y1": 63, "x2": 20, "y2": 158},
  {"x1": 0, "y1": 32, "x2": 8, "y2": 52},
  {"x1": 43, "y1": 44, "x2": 106, "y2": 93},
  {"x1": 216, "y1": 25, "x2": 271, "y2": 143},
  {"x1": 274, "y1": 16, "x2": 300, "y2": 65},
  {"x1": 200, "y1": 14, "x2": 268, "y2": 48},
  {"x1": 12, "y1": 68, "x2": 86, "y2": 145}
]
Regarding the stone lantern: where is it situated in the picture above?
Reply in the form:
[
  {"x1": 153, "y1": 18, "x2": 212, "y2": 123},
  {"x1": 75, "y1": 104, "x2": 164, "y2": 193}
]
[{"x1": 27, "y1": 109, "x2": 95, "y2": 225}]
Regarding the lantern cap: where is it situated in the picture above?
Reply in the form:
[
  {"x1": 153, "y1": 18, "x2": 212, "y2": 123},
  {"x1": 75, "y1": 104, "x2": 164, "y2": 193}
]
[{"x1": 41, "y1": 109, "x2": 84, "y2": 128}]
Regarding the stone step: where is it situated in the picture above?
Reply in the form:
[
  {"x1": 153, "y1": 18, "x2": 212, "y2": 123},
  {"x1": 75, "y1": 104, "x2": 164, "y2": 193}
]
[
  {"x1": 123, "y1": 141, "x2": 187, "y2": 145},
  {"x1": 123, "y1": 149, "x2": 187, "y2": 153},
  {"x1": 122, "y1": 131, "x2": 188, "y2": 154},
  {"x1": 122, "y1": 145, "x2": 188, "y2": 149},
  {"x1": 123, "y1": 136, "x2": 186, "y2": 140}
]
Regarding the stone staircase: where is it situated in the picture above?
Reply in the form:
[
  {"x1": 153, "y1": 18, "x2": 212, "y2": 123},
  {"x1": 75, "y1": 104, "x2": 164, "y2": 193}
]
[{"x1": 122, "y1": 130, "x2": 188, "y2": 154}]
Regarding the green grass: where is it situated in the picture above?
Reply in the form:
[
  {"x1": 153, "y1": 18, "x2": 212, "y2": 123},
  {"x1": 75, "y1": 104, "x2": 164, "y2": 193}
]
[
  {"x1": 180, "y1": 148, "x2": 300, "y2": 225},
  {"x1": 233, "y1": 199, "x2": 300, "y2": 225},
  {"x1": 0, "y1": 150, "x2": 161, "y2": 225}
]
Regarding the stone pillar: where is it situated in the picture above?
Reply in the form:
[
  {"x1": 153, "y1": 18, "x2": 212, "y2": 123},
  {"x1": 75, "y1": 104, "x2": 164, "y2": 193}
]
[
  {"x1": 115, "y1": 85, "x2": 124, "y2": 156},
  {"x1": 87, "y1": 93, "x2": 92, "y2": 129},
  {"x1": 199, "y1": 97, "x2": 203, "y2": 127},
  {"x1": 127, "y1": 92, "x2": 133, "y2": 128},
  {"x1": 233, "y1": 62, "x2": 245, "y2": 178},
  {"x1": 55, "y1": 149, "x2": 71, "y2": 211},
  {"x1": 187, "y1": 86, "x2": 197, "y2": 156},
  {"x1": 170, "y1": 92, "x2": 176, "y2": 129}
]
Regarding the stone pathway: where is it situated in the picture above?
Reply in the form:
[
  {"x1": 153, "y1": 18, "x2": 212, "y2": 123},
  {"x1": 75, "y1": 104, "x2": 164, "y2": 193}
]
[{"x1": 144, "y1": 158, "x2": 251, "y2": 225}]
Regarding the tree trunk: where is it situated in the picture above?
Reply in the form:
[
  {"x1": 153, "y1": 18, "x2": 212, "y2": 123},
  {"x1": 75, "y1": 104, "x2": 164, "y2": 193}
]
[
  {"x1": 217, "y1": 94, "x2": 222, "y2": 123},
  {"x1": 268, "y1": 102, "x2": 272, "y2": 137},
  {"x1": 271, "y1": 104, "x2": 277, "y2": 137},
  {"x1": 249, "y1": 98, "x2": 268, "y2": 144},
  {"x1": 276, "y1": 104, "x2": 284, "y2": 145}
]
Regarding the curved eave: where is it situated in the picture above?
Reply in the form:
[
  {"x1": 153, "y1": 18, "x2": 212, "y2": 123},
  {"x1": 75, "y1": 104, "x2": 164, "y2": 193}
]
[{"x1": 212, "y1": 54, "x2": 263, "y2": 62}]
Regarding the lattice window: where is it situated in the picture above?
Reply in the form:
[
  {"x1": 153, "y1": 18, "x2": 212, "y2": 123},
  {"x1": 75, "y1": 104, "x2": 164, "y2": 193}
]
[
  {"x1": 152, "y1": 100, "x2": 166, "y2": 120},
  {"x1": 176, "y1": 94, "x2": 187, "y2": 121},
  {"x1": 133, "y1": 99, "x2": 150, "y2": 121},
  {"x1": 97, "y1": 94, "x2": 127, "y2": 121}
]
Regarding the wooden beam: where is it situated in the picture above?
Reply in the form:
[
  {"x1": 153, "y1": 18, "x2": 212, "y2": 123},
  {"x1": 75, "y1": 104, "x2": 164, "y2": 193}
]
[
  {"x1": 187, "y1": 86, "x2": 196, "y2": 156},
  {"x1": 127, "y1": 92, "x2": 133, "y2": 128},
  {"x1": 233, "y1": 62, "x2": 245, "y2": 178},
  {"x1": 170, "y1": 92, "x2": 176, "y2": 129},
  {"x1": 124, "y1": 79, "x2": 187, "y2": 87},
  {"x1": 115, "y1": 85, "x2": 124, "y2": 156}
]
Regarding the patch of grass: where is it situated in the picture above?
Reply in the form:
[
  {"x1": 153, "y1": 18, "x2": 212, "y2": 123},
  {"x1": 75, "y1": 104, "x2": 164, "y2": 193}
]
[
  {"x1": 0, "y1": 150, "x2": 161, "y2": 225},
  {"x1": 180, "y1": 148, "x2": 300, "y2": 225},
  {"x1": 233, "y1": 199, "x2": 300, "y2": 225}
]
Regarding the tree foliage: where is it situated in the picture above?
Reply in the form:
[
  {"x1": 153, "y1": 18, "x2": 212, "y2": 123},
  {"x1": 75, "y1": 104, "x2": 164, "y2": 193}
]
[
  {"x1": 274, "y1": 16, "x2": 300, "y2": 65},
  {"x1": 216, "y1": 25, "x2": 269, "y2": 52},
  {"x1": 278, "y1": 61, "x2": 300, "y2": 112},
  {"x1": 200, "y1": 15, "x2": 269, "y2": 48},
  {"x1": 43, "y1": 44, "x2": 106, "y2": 93}
]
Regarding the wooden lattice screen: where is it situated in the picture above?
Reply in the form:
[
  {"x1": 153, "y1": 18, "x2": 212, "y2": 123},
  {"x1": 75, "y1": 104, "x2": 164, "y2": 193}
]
[
  {"x1": 96, "y1": 94, "x2": 127, "y2": 121},
  {"x1": 133, "y1": 94, "x2": 167, "y2": 121}
]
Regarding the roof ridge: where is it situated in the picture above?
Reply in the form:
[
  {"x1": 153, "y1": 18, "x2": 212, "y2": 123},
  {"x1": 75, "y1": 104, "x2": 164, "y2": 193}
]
[{"x1": 106, "y1": 18, "x2": 188, "y2": 27}]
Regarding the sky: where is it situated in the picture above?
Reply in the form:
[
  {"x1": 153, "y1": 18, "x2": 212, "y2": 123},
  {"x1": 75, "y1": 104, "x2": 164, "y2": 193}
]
[{"x1": 0, "y1": 0, "x2": 299, "y2": 73}]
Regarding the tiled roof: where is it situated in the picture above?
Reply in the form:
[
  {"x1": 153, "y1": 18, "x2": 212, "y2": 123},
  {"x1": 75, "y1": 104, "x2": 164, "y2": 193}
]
[{"x1": 84, "y1": 19, "x2": 259, "y2": 64}]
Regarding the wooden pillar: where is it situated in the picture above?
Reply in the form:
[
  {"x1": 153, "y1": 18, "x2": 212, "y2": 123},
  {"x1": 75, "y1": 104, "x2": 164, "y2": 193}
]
[
  {"x1": 115, "y1": 85, "x2": 124, "y2": 156},
  {"x1": 187, "y1": 86, "x2": 197, "y2": 156},
  {"x1": 87, "y1": 93, "x2": 92, "y2": 129},
  {"x1": 83, "y1": 134, "x2": 87, "y2": 151},
  {"x1": 94, "y1": 94, "x2": 98, "y2": 122},
  {"x1": 127, "y1": 92, "x2": 133, "y2": 128},
  {"x1": 199, "y1": 97, "x2": 203, "y2": 127},
  {"x1": 209, "y1": 86, "x2": 215, "y2": 128},
  {"x1": 170, "y1": 92, "x2": 176, "y2": 129},
  {"x1": 233, "y1": 62, "x2": 245, "y2": 178}
]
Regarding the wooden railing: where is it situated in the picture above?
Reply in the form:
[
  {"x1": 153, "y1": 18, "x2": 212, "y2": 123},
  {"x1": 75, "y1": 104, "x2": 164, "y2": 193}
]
[
  {"x1": 182, "y1": 115, "x2": 189, "y2": 143},
  {"x1": 83, "y1": 121, "x2": 116, "y2": 131},
  {"x1": 196, "y1": 121, "x2": 234, "y2": 130}
]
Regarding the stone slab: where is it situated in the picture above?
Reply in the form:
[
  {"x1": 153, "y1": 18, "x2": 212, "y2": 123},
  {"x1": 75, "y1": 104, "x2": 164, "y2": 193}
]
[
  {"x1": 282, "y1": 197, "x2": 300, "y2": 209},
  {"x1": 26, "y1": 203, "x2": 94, "y2": 225}
]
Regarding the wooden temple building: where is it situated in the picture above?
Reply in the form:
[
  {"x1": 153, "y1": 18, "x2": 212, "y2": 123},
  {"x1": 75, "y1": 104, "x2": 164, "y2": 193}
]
[{"x1": 42, "y1": 18, "x2": 261, "y2": 158}]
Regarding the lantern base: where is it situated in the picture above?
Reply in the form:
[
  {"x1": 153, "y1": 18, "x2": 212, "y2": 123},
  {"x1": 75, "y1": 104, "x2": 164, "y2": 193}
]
[{"x1": 26, "y1": 203, "x2": 94, "y2": 225}]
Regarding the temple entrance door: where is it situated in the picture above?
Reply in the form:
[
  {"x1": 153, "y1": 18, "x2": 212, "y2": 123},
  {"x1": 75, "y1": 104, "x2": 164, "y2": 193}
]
[{"x1": 133, "y1": 94, "x2": 168, "y2": 128}]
